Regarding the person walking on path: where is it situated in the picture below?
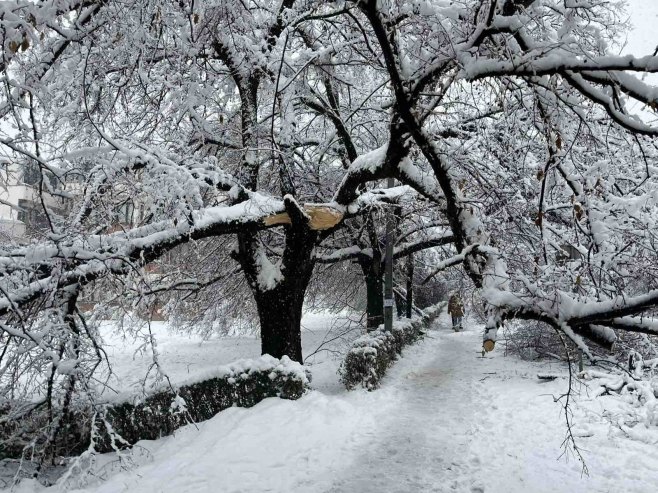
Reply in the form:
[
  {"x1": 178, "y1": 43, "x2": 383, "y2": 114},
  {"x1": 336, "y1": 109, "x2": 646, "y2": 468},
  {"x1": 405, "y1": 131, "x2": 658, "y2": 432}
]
[{"x1": 447, "y1": 292, "x2": 464, "y2": 331}]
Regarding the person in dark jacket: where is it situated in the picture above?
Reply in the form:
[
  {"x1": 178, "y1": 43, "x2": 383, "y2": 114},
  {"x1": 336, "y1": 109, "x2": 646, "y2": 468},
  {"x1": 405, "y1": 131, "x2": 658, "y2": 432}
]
[{"x1": 447, "y1": 292, "x2": 464, "y2": 331}]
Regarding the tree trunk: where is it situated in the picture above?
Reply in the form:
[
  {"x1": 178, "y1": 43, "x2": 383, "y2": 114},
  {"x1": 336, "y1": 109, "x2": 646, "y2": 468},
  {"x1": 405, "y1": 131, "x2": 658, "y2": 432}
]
[
  {"x1": 362, "y1": 259, "x2": 384, "y2": 330},
  {"x1": 394, "y1": 290, "x2": 404, "y2": 318},
  {"x1": 406, "y1": 253, "x2": 414, "y2": 318},
  {"x1": 237, "y1": 216, "x2": 317, "y2": 363},
  {"x1": 255, "y1": 280, "x2": 306, "y2": 363}
]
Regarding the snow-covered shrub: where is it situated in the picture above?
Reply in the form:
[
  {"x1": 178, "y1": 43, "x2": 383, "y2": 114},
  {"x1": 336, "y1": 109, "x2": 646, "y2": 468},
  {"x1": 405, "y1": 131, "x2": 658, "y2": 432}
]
[
  {"x1": 501, "y1": 320, "x2": 570, "y2": 361},
  {"x1": 340, "y1": 302, "x2": 445, "y2": 390},
  {"x1": 581, "y1": 367, "x2": 658, "y2": 438},
  {"x1": 0, "y1": 356, "x2": 309, "y2": 459},
  {"x1": 96, "y1": 355, "x2": 309, "y2": 451},
  {"x1": 0, "y1": 401, "x2": 96, "y2": 460}
]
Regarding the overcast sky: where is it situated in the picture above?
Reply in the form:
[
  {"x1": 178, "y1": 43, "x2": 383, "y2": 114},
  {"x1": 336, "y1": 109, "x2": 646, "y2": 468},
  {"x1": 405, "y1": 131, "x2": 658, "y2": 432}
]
[
  {"x1": 625, "y1": 0, "x2": 658, "y2": 55},
  {"x1": 622, "y1": 0, "x2": 658, "y2": 119}
]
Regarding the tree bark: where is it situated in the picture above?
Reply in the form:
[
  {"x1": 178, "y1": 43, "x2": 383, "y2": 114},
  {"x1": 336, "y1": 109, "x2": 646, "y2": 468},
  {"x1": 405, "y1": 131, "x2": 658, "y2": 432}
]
[
  {"x1": 255, "y1": 280, "x2": 306, "y2": 363},
  {"x1": 406, "y1": 253, "x2": 414, "y2": 318},
  {"x1": 361, "y1": 257, "x2": 384, "y2": 330},
  {"x1": 394, "y1": 289, "x2": 404, "y2": 318},
  {"x1": 237, "y1": 213, "x2": 317, "y2": 363}
]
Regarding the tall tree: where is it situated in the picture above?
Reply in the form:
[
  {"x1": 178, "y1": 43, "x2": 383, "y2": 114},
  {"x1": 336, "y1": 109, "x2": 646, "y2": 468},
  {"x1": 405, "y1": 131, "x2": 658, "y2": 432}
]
[{"x1": 2, "y1": 1, "x2": 658, "y2": 456}]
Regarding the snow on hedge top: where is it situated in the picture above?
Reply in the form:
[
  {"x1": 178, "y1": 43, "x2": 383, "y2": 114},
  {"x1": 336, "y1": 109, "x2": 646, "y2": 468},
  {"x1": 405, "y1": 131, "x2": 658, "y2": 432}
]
[
  {"x1": 349, "y1": 302, "x2": 446, "y2": 351},
  {"x1": 106, "y1": 355, "x2": 309, "y2": 405}
]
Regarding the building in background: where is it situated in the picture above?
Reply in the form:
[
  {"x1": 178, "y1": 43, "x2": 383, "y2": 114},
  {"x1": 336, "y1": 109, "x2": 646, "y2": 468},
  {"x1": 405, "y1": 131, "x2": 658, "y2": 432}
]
[{"x1": 0, "y1": 162, "x2": 73, "y2": 242}]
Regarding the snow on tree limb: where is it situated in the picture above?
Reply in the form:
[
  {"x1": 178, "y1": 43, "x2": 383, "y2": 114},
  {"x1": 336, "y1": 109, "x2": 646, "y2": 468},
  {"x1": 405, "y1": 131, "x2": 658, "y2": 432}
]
[
  {"x1": 462, "y1": 53, "x2": 658, "y2": 81},
  {"x1": 3, "y1": 0, "x2": 658, "y2": 459}
]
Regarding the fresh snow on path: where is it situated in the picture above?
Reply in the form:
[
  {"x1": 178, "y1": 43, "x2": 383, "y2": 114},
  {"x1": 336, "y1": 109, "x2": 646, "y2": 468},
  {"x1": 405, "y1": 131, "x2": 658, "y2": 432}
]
[
  {"x1": 326, "y1": 316, "x2": 658, "y2": 493},
  {"x1": 327, "y1": 322, "x2": 488, "y2": 493},
  {"x1": 12, "y1": 314, "x2": 658, "y2": 493}
]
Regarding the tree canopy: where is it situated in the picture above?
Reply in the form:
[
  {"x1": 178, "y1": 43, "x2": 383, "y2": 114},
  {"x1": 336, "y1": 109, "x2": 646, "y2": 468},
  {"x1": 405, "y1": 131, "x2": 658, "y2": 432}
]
[{"x1": 2, "y1": 0, "x2": 658, "y2": 458}]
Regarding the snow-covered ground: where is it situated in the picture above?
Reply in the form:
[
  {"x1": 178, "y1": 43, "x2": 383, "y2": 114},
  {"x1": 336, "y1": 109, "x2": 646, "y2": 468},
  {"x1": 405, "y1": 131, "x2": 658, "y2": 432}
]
[
  {"x1": 98, "y1": 311, "x2": 362, "y2": 397},
  {"x1": 7, "y1": 312, "x2": 658, "y2": 493}
]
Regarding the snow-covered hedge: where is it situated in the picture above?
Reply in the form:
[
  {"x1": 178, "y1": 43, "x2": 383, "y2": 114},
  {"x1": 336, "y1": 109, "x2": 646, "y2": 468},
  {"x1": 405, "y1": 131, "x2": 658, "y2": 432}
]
[
  {"x1": 93, "y1": 355, "x2": 309, "y2": 452},
  {"x1": 340, "y1": 302, "x2": 445, "y2": 390},
  {"x1": 0, "y1": 356, "x2": 309, "y2": 459}
]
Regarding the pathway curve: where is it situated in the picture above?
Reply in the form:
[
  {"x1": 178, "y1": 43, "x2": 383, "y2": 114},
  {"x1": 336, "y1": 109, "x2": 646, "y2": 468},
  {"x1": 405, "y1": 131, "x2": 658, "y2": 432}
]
[
  {"x1": 326, "y1": 318, "x2": 491, "y2": 493},
  {"x1": 325, "y1": 316, "x2": 658, "y2": 493}
]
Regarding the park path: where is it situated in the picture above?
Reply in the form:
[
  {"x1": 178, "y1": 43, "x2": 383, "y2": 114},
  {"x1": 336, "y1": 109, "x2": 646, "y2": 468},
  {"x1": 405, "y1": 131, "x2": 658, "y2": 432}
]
[
  {"x1": 324, "y1": 316, "x2": 658, "y2": 493},
  {"x1": 326, "y1": 318, "x2": 492, "y2": 492}
]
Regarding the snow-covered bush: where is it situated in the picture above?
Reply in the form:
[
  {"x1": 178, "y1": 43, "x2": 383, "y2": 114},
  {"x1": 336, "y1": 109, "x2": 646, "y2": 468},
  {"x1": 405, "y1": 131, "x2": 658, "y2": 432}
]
[
  {"x1": 340, "y1": 303, "x2": 445, "y2": 390},
  {"x1": 504, "y1": 318, "x2": 658, "y2": 371},
  {"x1": 0, "y1": 356, "x2": 309, "y2": 459},
  {"x1": 580, "y1": 366, "x2": 658, "y2": 442}
]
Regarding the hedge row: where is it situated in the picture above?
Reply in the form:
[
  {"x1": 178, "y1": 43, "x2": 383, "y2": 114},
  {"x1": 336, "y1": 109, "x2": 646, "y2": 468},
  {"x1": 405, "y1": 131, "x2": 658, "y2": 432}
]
[
  {"x1": 96, "y1": 355, "x2": 309, "y2": 451},
  {"x1": 1, "y1": 355, "x2": 309, "y2": 459},
  {"x1": 339, "y1": 302, "x2": 446, "y2": 390}
]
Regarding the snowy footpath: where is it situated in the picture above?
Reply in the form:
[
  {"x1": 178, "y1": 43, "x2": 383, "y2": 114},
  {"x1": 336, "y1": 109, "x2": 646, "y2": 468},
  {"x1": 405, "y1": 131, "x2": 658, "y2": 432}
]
[
  {"x1": 324, "y1": 322, "x2": 658, "y2": 493},
  {"x1": 12, "y1": 315, "x2": 658, "y2": 493}
]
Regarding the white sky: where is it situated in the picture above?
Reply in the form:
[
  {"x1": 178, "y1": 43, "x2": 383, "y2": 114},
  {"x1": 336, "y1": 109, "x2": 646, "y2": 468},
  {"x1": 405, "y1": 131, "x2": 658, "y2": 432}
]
[
  {"x1": 622, "y1": 0, "x2": 658, "y2": 119},
  {"x1": 624, "y1": 0, "x2": 658, "y2": 55}
]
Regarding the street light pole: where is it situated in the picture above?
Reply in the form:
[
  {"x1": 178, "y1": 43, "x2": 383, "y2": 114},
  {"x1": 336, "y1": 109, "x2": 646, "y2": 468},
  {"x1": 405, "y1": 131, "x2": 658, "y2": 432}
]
[{"x1": 384, "y1": 177, "x2": 395, "y2": 331}]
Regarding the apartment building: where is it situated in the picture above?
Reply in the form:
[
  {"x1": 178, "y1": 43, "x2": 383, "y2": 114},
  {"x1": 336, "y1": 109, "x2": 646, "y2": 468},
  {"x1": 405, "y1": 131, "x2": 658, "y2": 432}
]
[{"x1": 0, "y1": 163, "x2": 73, "y2": 241}]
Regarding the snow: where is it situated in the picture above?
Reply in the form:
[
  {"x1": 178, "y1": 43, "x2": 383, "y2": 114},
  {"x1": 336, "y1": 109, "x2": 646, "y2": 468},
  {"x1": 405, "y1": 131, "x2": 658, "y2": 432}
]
[
  {"x1": 105, "y1": 354, "x2": 308, "y2": 406},
  {"x1": 348, "y1": 144, "x2": 388, "y2": 173},
  {"x1": 346, "y1": 186, "x2": 411, "y2": 215},
  {"x1": 94, "y1": 312, "x2": 362, "y2": 398},
  {"x1": 398, "y1": 157, "x2": 445, "y2": 202},
  {"x1": 8, "y1": 314, "x2": 658, "y2": 493},
  {"x1": 48, "y1": 391, "x2": 378, "y2": 493},
  {"x1": 255, "y1": 248, "x2": 284, "y2": 291}
]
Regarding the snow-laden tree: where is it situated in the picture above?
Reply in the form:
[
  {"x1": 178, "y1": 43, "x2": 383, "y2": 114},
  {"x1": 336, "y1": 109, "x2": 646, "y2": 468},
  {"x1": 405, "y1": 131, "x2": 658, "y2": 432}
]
[
  {"x1": 2, "y1": 0, "x2": 658, "y2": 458},
  {"x1": 316, "y1": 196, "x2": 452, "y2": 328},
  {"x1": 366, "y1": 0, "x2": 658, "y2": 354},
  {"x1": 0, "y1": 1, "x2": 448, "y2": 428}
]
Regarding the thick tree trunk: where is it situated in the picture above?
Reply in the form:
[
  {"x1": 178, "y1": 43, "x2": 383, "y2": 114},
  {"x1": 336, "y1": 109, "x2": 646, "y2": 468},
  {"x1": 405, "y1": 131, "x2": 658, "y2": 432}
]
[
  {"x1": 237, "y1": 214, "x2": 317, "y2": 363},
  {"x1": 255, "y1": 281, "x2": 306, "y2": 363},
  {"x1": 361, "y1": 259, "x2": 384, "y2": 330}
]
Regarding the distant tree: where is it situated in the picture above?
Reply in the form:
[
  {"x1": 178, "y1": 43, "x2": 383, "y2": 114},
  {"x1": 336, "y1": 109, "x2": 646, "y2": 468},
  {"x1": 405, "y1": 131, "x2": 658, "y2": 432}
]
[{"x1": 317, "y1": 201, "x2": 453, "y2": 328}]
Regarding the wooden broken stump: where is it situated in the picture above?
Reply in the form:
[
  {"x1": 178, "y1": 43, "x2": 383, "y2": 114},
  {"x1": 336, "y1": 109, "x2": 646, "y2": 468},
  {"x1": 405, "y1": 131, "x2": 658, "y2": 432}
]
[{"x1": 264, "y1": 204, "x2": 344, "y2": 230}]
